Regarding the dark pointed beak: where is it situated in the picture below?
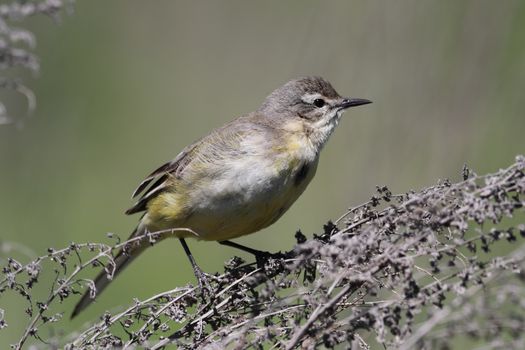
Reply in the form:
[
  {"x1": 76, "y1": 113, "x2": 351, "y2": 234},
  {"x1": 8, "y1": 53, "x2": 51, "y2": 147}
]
[{"x1": 338, "y1": 98, "x2": 372, "y2": 110}]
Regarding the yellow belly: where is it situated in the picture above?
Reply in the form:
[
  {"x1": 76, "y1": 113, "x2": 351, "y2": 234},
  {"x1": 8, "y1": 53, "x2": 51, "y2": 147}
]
[{"x1": 186, "y1": 168, "x2": 316, "y2": 241}]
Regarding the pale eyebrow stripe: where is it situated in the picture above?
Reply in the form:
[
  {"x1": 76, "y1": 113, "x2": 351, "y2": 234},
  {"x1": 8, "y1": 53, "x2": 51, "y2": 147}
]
[{"x1": 301, "y1": 93, "x2": 322, "y2": 103}]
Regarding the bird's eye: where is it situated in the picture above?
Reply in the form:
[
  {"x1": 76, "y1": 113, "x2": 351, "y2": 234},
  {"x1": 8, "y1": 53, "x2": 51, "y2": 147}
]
[{"x1": 313, "y1": 98, "x2": 325, "y2": 108}]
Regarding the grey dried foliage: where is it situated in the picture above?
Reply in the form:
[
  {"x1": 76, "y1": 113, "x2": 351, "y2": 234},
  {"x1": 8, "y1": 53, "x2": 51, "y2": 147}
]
[
  {"x1": 1, "y1": 155, "x2": 524, "y2": 350},
  {"x1": 0, "y1": 0, "x2": 73, "y2": 126}
]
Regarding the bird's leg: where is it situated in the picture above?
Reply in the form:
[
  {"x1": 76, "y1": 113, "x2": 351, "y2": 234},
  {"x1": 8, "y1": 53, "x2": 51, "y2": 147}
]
[
  {"x1": 179, "y1": 238, "x2": 211, "y2": 294},
  {"x1": 219, "y1": 240, "x2": 285, "y2": 268}
]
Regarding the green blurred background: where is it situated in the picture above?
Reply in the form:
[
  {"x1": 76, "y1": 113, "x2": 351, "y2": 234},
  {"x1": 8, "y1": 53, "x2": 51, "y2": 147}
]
[{"x1": 1, "y1": 0, "x2": 524, "y2": 346}]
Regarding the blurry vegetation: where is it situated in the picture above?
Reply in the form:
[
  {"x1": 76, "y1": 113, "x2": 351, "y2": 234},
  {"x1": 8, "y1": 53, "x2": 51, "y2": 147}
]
[
  {"x1": 1, "y1": 0, "x2": 524, "y2": 348},
  {"x1": 0, "y1": 0, "x2": 73, "y2": 125}
]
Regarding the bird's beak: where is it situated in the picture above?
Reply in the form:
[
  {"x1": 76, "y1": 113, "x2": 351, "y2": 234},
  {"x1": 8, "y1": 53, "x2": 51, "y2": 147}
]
[{"x1": 338, "y1": 98, "x2": 372, "y2": 110}]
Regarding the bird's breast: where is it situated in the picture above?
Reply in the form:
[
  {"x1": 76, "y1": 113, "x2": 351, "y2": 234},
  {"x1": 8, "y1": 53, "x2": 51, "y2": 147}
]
[{"x1": 184, "y1": 135, "x2": 318, "y2": 240}]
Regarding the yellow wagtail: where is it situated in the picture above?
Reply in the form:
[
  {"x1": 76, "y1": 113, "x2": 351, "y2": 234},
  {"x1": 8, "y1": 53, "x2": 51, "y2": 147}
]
[{"x1": 72, "y1": 76, "x2": 371, "y2": 317}]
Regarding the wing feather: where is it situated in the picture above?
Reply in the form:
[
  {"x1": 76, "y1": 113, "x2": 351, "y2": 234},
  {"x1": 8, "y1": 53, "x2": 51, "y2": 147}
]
[
  {"x1": 125, "y1": 144, "x2": 198, "y2": 215},
  {"x1": 131, "y1": 161, "x2": 173, "y2": 199}
]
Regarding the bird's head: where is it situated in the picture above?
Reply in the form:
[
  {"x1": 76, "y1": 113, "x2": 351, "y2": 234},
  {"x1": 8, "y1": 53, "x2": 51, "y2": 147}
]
[{"x1": 258, "y1": 76, "x2": 371, "y2": 149}]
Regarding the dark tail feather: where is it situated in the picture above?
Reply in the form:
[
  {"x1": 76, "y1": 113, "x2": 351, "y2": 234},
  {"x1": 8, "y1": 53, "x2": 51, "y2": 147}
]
[{"x1": 71, "y1": 224, "x2": 147, "y2": 318}]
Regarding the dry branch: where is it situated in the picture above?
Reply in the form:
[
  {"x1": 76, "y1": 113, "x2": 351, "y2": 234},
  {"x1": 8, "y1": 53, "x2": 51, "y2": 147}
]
[{"x1": 1, "y1": 155, "x2": 524, "y2": 349}]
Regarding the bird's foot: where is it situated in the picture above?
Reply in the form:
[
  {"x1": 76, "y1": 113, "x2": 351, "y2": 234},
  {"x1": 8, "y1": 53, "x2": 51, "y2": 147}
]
[
  {"x1": 191, "y1": 265, "x2": 215, "y2": 300},
  {"x1": 254, "y1": 250, "x2": 288, "y2": 271}
]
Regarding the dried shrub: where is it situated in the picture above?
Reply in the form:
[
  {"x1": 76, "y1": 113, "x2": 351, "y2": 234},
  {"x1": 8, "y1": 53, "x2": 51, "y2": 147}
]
[
  {"x1": 0, "y1": 0, "x2": 73, "y2": 125},
  {"x1": 1, "y1": 155, "x2": 524, "y2": 349}
]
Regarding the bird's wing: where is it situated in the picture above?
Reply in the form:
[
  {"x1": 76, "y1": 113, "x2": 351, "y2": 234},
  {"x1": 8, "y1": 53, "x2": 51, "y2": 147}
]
[
  {"x1": 125, "y1": 142, "x2": 200, "y2": 215},
  {"x1": 125, "y1": 116, "x2": 267, "y2": 215}
]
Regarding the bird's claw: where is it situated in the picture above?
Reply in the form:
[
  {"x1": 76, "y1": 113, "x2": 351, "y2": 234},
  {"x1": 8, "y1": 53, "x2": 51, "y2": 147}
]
[{"x1": 254, "y1": 250, "x2": 287, "y2": 270}]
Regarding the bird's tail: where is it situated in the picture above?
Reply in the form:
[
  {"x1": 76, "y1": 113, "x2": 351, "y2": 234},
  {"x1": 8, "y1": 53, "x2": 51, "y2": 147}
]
[{"x1": 71, "y1": 222, "x2": 148, "y2": 318}]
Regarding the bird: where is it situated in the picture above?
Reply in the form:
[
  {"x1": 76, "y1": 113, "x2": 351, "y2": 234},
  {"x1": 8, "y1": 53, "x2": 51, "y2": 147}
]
[{"x1": 71, "y1": 76, "x2": 371, "y2": 318}]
